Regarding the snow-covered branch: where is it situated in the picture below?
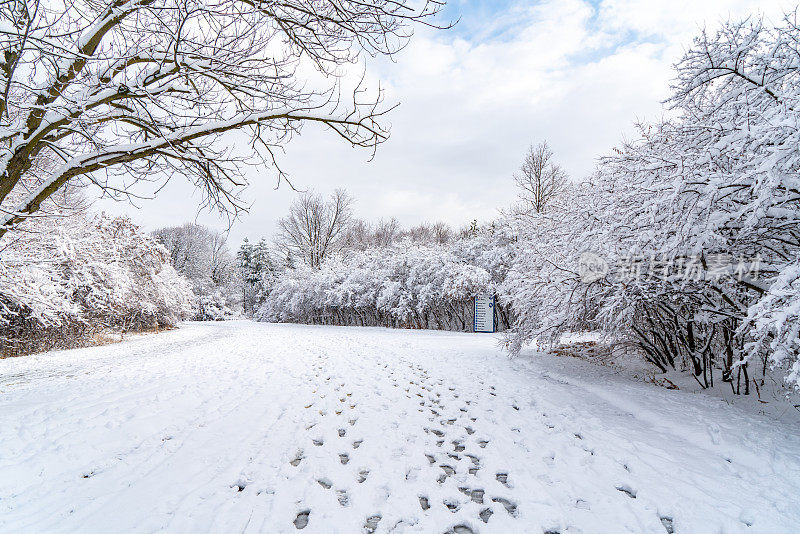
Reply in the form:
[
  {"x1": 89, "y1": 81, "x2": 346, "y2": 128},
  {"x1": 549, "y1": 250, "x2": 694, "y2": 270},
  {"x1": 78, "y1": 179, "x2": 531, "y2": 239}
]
[{"x1": 0, "y1": 0, "x2": 447, "y2": 237}]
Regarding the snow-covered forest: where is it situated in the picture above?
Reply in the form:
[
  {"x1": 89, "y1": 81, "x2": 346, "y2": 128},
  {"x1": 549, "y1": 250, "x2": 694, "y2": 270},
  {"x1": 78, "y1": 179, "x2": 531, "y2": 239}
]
[{"x1": 2, "y1": 1, "x2": 800, "y2": 532}]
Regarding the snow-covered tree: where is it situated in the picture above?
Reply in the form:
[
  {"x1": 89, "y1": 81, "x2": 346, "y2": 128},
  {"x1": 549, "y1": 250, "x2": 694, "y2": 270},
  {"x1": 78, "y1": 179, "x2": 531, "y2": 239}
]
[
  {"x1": 504, "y1": 13, "x2": 800, "y2": 391},
  {"x1": 237, "y1": 237, "x2": 277, "y2": 315},
  {"x1": 153, "y1": 223, "x2": 239, "y2": 320},
  {"x1": 342, "y1": 218, "x2": 402, "y2": 250},
  {"x1": 1, "y1": 210, "x2": 194, "y2": 355},
  {"x1": 0, "y1": 0, "x2": 446, "y2": 238}
]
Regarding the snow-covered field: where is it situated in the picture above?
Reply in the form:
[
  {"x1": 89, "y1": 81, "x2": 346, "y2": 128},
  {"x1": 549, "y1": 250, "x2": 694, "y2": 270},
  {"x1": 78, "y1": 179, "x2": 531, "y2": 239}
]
[{"x1": 2, "y1": 322, "x2": 799, "y2": 533}]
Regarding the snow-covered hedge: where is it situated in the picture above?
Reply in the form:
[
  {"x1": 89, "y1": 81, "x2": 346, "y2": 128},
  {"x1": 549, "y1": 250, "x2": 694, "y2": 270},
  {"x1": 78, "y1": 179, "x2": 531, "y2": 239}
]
[
  {"x1": 0, "y1": 213, "x2": 195, "y2": 355},
  {"x1": 257, "y1": 237, "x2": 513, "y2": 331}
]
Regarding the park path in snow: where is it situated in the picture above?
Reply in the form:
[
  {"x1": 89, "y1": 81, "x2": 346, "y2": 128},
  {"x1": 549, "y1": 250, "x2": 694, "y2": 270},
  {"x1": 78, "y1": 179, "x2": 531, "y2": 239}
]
[{"x1": 1, "y1": 321, "x2": 799, "y2": 534}]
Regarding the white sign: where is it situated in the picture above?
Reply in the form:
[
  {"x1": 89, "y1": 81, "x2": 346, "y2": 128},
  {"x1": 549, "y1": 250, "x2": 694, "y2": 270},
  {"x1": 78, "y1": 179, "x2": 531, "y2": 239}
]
[{"x1": 474, "y1": 293, "x2": 495, "y2": 333}]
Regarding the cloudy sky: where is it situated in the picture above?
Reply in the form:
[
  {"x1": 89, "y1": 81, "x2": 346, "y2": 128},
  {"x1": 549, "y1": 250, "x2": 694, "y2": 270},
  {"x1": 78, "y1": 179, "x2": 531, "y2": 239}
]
[{"x1": 97, "y1": 0, "x2": 794, "y2": 246}]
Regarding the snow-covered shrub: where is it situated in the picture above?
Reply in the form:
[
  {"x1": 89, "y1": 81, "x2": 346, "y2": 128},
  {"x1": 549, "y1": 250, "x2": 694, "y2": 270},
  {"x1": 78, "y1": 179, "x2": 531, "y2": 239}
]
[
  {"x1": 747, "y1": 266, "x2": 800, "y2": 387},
  {"x1": 504, "y1": 14, "x2": 800, "y2": 390},
  {"x1": 0, "y1": 213, "x2": 195, "y2": 355}
]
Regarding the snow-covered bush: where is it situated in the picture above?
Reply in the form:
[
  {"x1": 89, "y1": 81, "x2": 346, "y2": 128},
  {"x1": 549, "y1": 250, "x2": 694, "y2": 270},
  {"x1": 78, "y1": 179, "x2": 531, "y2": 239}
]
[
  {"x1": 504, "y1": 14, "x2": 800, "y2": 390},
  {"x1": 0, "y1": 212, "x2": 195, "y2": 355}
]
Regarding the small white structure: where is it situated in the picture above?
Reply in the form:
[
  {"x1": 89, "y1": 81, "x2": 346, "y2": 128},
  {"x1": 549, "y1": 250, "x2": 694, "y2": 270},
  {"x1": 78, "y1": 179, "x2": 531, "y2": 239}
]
[{"x1": 473, "y1": 293, "x2": 495, "y2": 333}]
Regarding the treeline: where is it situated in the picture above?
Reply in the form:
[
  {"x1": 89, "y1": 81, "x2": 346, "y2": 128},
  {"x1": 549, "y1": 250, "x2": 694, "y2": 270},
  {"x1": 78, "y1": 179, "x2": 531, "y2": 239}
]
[
  {"x1": 236, "y1": 188, "x2": 514, "y2": 332},
  {"x1": 257, "y1": 232, "x2": 514, "y2": 330},
  {"x1": 152, "y1": 223, "x2": 242, "y2": 321}
]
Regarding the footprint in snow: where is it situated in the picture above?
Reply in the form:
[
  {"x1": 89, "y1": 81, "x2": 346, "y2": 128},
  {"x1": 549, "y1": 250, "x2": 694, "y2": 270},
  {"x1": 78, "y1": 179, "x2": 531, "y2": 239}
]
[
  {"x1": 616, "y1": 485, "x2": 637, "y2": 498},
  {"x1": 363, "y1": 514, "x2": 381, "y2": 533},
  {"x1": 458, "y1": 486, "x2": 485, "y2": 504},
  {"x1": 492, "y1": 497, "x2": 518, "y2": 517},
  {"x1": 444, "y1": 500, "x2": 460, "y2": 512},
  {"x1": 419, "y1": 496, "x2": 431, "y2": 510},
  {"x1": 294, "y1": 510, "x2": 310, "y2": 529}
]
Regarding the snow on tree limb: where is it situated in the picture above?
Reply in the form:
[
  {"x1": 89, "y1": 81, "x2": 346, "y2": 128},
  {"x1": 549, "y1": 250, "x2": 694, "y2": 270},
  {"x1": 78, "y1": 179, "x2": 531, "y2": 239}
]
[
  {"x1": 502, "y1": 12, "x2": 800, "y2": 389},
  {"x1": 0, "y1": 0, "x2": 448, "y2": 237}
]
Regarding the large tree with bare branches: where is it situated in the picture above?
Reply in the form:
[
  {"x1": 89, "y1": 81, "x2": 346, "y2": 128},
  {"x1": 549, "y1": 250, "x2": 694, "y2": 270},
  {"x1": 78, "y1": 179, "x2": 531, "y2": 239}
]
[
  {"x1": 0, "y1": 0, "x2": 446, "y2": 238},
  {"x1": 514, "y1": 140, "x2": 568, "y2": 214},
  {"x1": 276, "y1": 188, "x2": 353, "y2": 269}
]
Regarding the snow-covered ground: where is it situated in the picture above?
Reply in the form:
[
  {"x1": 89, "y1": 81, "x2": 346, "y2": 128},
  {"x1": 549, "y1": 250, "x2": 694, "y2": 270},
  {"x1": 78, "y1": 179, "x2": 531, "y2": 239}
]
[{"x1": 2, "y1": 322, "x2": 799, "y2": 533}]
